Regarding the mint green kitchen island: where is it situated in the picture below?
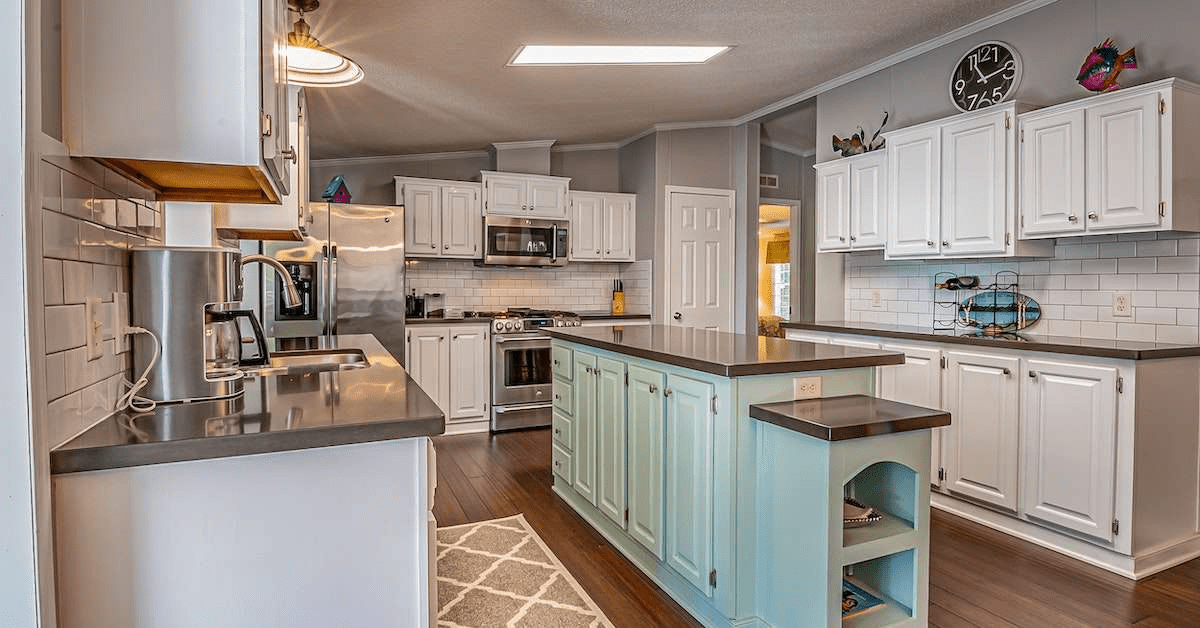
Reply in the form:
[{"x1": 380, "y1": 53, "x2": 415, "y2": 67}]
[{"x1": 543, "y1": 325, "x2": 950, "y2": 628}]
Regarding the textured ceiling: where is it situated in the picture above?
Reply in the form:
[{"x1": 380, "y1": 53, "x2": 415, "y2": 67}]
[{"x1": 304, "y1": 0, "x2": 1026, "y2": 159}]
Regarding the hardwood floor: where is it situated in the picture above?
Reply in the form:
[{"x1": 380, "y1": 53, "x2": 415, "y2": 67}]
[{"x1": 432, "y1": 429, "x2": 1200, "y2": 627}]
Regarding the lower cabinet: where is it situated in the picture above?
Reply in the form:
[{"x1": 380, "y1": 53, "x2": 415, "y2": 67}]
[
  {"x1": 627, "y1": 364, "x2": 666, "y2": 558},
  {"x1": 572, "y1": 352, "x2": 599, "y2": 505},
  {"x1": 1023, "y1": 359, "x2": 1119, "y2": 541},
  {"x1": 405, "y1": 324, "x2": 490, "y2": 429},
  {"x1": 663, "y1": 373, "x2": 716, "y2": 597},
  {"x1": 878, "y1": 343, "x2": 944, "y2": 487},
  {"x1": 596, "y1": 356, "x2": 628, "y2": 527},
  {"x1": 943, "y1": 351, "x2": 1021, "y2": 511}
]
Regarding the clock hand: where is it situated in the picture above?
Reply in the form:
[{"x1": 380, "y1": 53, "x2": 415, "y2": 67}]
[{"x1": 977, "y1": 61, "x2": 1015, "y2": 83}]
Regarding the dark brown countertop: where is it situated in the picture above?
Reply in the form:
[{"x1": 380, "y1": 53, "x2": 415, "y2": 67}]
[
  {"x1": 406, "y1": 316, "x2": 494, "y2": 325},
  {"x1": 51, "y1": 334, "x2": 445, "y2": 475},
  {"x1": 750, "y1": 394, "x2": 951, "y2": 441},
  {"x1": 577, "y1": 311, "x2": 652, "y2": 321},
  {"x1": 541, "y1": 324, "x2": 903, "y2": 377},
  {"x1": 782, "y1": 321, "x2": 1200, "y2": 360}
]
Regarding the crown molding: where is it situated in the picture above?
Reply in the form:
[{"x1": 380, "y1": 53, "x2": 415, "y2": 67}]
[
  {"x1": 732, "y1": 0, "x2": 1061, "y2": 125},
  {"x1": 552, "y1": 142, "x2": 621, "y2": 153},
  {"x1": 761, "y1": 140, "x2": 816, "y2": 158},
  {"x1": 310, "y1": 149, "x2": 489, "y2": 167},
  {"x1": 491, "y1": 139, "x2": 557, "y2": 150}
]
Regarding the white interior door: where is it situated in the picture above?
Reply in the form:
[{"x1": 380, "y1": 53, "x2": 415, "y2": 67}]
[
  {"x1": 1086, "y1": 92, "x2": 1162, "y2": 230},
  {"x1": 666, "y1": 188, "x2": 735, "y2": 332}
]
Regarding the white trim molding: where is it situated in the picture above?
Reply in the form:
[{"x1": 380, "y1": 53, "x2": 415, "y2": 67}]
[
  {"x1": 310, "y1": 149, "x2": 490, "y2": 168},
  {"x1": 552, "y1": 142, "x2": 621, "y2": 153},
  {"x1": 761, "y1": 139, "x2": 816, "y2": 158},
  {"x1": 491, "y1": 139, "x2": 557, "y2": 150}
]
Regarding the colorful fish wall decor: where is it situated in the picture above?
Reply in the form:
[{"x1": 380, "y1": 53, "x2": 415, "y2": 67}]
[
  {"x1": 1077, "y1": 38, "x2": 1138, "y2": 93},
  {"x1": 832, "y1": 111, "x2": 889, "y2": 158}
]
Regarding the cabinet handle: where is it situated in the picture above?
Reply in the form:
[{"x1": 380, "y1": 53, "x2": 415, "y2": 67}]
[
  {"x1": 927, "y1": 240, "x2": 935, "y2": 247},
  {"x1": 1028, "y1": 371, "x2": 1037, "y2": 379},
  {"x1": 663, "y1": 387, "x2": 673, "y2": 397},
  {"x1": 673, "y1": 312, "x2": 682, "y2": 321},
  {"x1": 606, "y1": 250, "x2": 611, "y2": 255},
  {"x1": 942, "y1": 241, "x2": 950, "y2": 247},
  {"x1": 1002, "y1": 367, "x2": 1011, "y2": 376},
  {"x1": 1088, "y1": 212, "x2": 1099, "y2": 221},
  {"x1": 281, "y1": 146, "x2": 297, "y2": 163},
  {"x1": 553, "y1": 359, "x2": 559, "y2": 366},
  {"x1": 439, "y1": 336, "x2": 445, "y2": 342},
  {"x1": 649, "y1": 384, "x2": 658, "y2": 393},
  {"x1": 431, "y1": 243, "x2": 436, "y2": 249},
  {"x1": 1067, "y1": 215, "x2": 1078, "y2": 223},
  {"x1": 849, "y1": 235, "x2": 856, "y2": 242},
  {"x1": 444, "y1": 244, "x2": 450, "y2": 249},
  {"x1": 554, "y1": 460, "x2": 561, "y2": 468},
  {"x1": 839, "y1": 237, "x2": 846, "y2": 242},
  {"x1": 554, "y1": 427, "x2": 561, "y2": 435}
]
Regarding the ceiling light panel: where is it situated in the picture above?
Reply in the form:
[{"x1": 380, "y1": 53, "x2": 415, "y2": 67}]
[{"x1": 509, "y1": 45, "x2": 730, "y2": 66}]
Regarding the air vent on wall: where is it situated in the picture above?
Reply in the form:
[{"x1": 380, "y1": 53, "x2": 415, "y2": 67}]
[{"x1": 759, "y1": 174, "x2": 780, "y2": 189}]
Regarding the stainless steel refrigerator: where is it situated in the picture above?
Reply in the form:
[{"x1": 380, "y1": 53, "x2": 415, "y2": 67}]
[{"x1": 259, "y1": 202, "x2": 407, "y2": 364}]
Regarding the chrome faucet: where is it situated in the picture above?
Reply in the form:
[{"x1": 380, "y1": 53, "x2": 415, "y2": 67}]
[{"x1": 241, "y1": 254, "x2": 303, "y2": 309}]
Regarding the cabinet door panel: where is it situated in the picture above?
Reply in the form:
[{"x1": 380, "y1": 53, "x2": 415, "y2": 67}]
[
  {"x1": 887, "y1": 128, "x2": 941, "y2": 257},
  {"x1": 569, "y1": 193, "x2": 604, "y2": 260},
  {"x1": 816, "y1": 161, "x2": 851, "y2": 251},
  {"x1": 448, "y1": 326, "x2": 488, "y2": 420},
  {"x1": 664, "y1": 374, "x2": 714, "y2": 597},
  {"x1": 572, "y1": 352, "x2": 599, "y2": 506},
  {"x1": 259, "y1": 0, "x2": 289, "y2": 194},
  {"x1": 441, "y1": 185, "x2": 481, "y2": 258},
  {"x1": 880, "y1": 344, "x2": 944, "y2": 486},
  {"x1": 485, "y1": 175, "x2": 527, "y2": 216},
  {"x1": 628, "y1": 365, "x2": 666, "y2": 558},
  {"x1": 603, "y1": 195, "x2": 636, "y2": 261},
  {"x1": 406, "y1": 327, "x2": 448, "y2": 412},
  {"x1": 941, "y1": 111, "x2": 1009, "y2": 256},
  {"x1": 944, "y1": 351, "x2": 1020, "y2": 511},
  {"x1": 528, "y1": 180, "x2": 567, "y2": 218},
  {"x1": 850, "y1": 153, "x2": 887, "y2": 249},
  {"x1": 404, "y1": 182, "x2": 442, "y2": 257},
  {"x1": 1086, "y1": 93, "x2": 1161, "y2": 230},
  {"x1": 1023, "y1": 360, "x2": 1118, "y2": 541},
  {"x1": 1020, "y1": 110, "x2": 1086, "y2": 237},
  {"x1": 596, "y1": 357, "x2": 627, "y2": 528}
]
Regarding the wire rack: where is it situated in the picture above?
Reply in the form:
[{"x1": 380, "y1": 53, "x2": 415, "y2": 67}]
[{"x1": 933, "y1": 270, "x2": 1023, "y2": 333}]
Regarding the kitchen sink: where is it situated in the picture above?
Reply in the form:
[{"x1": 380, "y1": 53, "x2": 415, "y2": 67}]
[{"x1": 243, "y1": 348, "x2": 370, "y2": 377}]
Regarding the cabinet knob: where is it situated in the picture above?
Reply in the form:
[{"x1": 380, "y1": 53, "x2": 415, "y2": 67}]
[
  {"x1": 554, "y1": 428, "x2": 561, "y2": 435},
  {"x1": 663, "y1": 387, "x2": 673, "y2": 397},
  {"x1": 927, "y1": 241, "x2": 935, "y2": 247},
  {"x1": 649, "y1": 384, "x2": 658, "y2": 393},
  {"x1": 1002, "y1": 367, "x2": 1011, "y2": 376},
  {"x1": 673, "y1": 312, "x2": 682, "y2": 321},
  {"x1": 281, "y1": 146, "x2": 297, "y2": 163},
  {"x1": 1088, "y1": 212, "x2": 1099, "y2": 221},
  {"x1": 439, "y1": 336, "x2": 445, "y2": 341},
  {"x1": 606, "y1": 250, "x2": 611, "y2": 254},
  {"x1": 942, "y1": 241, "x2": 950, "y2": 247},
  {"x1": 431, "y1": 243, "x2": 436, "y2": 249},
  {"x1": 1067, "y1": 215, "x2": 1078, "y2": 223},
  {"x1": 849, "y1": 235, "x2": 856, "y2": 242},
  {"x1": 444, "y1": 244, "x2": 450, "y2": 249},
  {"x1": 1028, "y1": 371, "x2": 1037, "y2": 379},
  {"x1": 554, "y1": 460, "x2": 561, "y2": 468},
  {"x1": 839, "y1": 237, "x2": 846, "y2": 242},
  {"x1": 553, "y1": 359, "x2": 559, "y2": 366}
]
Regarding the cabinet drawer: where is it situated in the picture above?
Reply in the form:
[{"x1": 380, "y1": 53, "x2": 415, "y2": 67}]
[
  {"x1": 552, "y1": 442, "x2": 573, "y2": 481},
  {"x1": 553, "y1": 378, "x2": 574, "y2": 415},
  {"x1": 552, "y1": 412, "x2": 573, "y2": 449},
  {"x1": 552, "y1": 345, "x2": 574, "y2": 380}
]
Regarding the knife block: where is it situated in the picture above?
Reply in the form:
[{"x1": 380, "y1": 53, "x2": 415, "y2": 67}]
[{"x1": 611, "y1": 291, "x2": 625, "y2": 315}]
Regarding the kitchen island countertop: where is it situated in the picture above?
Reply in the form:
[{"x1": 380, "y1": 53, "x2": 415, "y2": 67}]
[{"x1": 51, "y1": 334, "x2": 444, "y2": 474}]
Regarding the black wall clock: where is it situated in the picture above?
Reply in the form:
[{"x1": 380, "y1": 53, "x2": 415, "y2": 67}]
[{"x1": 950, "y1": 41, "x2": 1021, "y2": 112}]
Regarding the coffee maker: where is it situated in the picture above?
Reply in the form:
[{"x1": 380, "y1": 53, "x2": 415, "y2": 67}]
[{"x1": 131, "y1": 247, "x2": 298, "y2": 403}]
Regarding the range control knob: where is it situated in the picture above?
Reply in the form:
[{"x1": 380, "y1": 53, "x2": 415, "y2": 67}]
[
  {"x1": 504, "y1": 321, "x2": 514, "y2": 331},
  {"x1": 494, "y1": 321, "x2": 504, "y2": 332}
]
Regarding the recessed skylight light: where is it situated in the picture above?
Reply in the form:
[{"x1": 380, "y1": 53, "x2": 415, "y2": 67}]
[{"x1": 509, "y1": 45, "x2": 731, "y2": 66}]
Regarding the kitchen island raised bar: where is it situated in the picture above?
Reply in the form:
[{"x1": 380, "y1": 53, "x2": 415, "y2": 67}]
[
  {"x1": 51, "y1": 334, "x2": 442, "y2": 628},
  {"x1": 542, "y1": 325, "x2": 946, "y2": 628}
]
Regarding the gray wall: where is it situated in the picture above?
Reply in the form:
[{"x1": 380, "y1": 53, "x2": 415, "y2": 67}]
[
  {"x1": 816, "y1": 0, "x2": 1200, "y2": 161},
  {"x1": 797, "y1": 153, "x2": 817, "y2": 322},
  {"x1": 759, "y1": 145, "x2": 805, "y2": 200},
  {"x1": 618, "y1": 135, "x2": 656, "y2": 260},
  {"x1": 552, "y1": 148, "x2": 620, "y2": 192}
]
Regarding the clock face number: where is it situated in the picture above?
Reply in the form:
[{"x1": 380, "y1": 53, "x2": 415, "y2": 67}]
[{"x1": 951, "y1": 42, "x2": 1019, "y2": 112}]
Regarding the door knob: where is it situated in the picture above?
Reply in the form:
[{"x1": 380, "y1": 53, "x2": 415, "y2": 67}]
[{"x1": 673, "y1": 312, "x2": 682, "y2": 320}]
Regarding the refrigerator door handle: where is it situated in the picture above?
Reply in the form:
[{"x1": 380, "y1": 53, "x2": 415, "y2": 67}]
[{"x1": 328, "y1": 244, "x2": 338, "y2": 336}]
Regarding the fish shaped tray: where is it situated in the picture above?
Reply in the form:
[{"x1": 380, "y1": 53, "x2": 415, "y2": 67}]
[{"x1": 959, "y1": 290, "x2": 1040, "y2": 332}]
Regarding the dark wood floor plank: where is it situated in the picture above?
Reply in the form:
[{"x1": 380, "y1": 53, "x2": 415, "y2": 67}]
[{"x1": 433, "y1": 428, "x2": 1200, "y2": 628}]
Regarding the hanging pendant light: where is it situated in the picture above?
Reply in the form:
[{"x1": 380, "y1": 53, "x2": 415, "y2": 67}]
[{"x1": 286, "y1": 0, "x2": 364, "y2": 87}]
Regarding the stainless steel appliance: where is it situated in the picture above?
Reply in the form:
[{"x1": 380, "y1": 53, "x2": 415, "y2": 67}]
[
  {"x1": 132, "y1": 247, "x2": 300, "y2": 403},
  {"x1": 260, "y1": 202, "x2": 407, "y2": 362},
  {"x1": 490, "y1": 308, "x2": 581, "y2": 431},
  {"x1": 482, "y1": 216, "x2": 569, "y2": 267}
]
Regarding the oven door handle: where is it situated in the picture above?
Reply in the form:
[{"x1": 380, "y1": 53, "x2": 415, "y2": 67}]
[
  {"x1": 493, "y1": 402, "x2": 552, "y2": 414},
  {"x1": 493, "y1": 335, "x2": 548, "y2": 344}
]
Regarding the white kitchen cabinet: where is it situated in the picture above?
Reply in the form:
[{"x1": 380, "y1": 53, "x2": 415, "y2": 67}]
[
  {"x1": 784, "y1": 330, "x2": 830, "y2": 344},
  {"x1": 815, "y1": 152, "x2": 886, "y2": 253},
  {"x1": 884, "y1": 103, "x2": 1052, "y2": 259},
  {"x1": 1018, "y1": 78, "x2": 1200, "y2": 238},
  {"x1": 405, "y1": 324, "x2": 491, "y2": 431},
  {"x1": 570, "y1": 191, "x2": 637, "y2": 261},
  {"x1": 878, "y1": 344, "x2": 944, "y2": 487},
  {"x1": 482, "y1": 171, "x2": 570, "y2": 219},
  {"x1": 63, "y1": 0, "x2": 290, "y2": 203},
  {"x1": 943, "y1": 350, "x2": 1020, "y2": 511},
  {"x1": 940, "y1": 108, "x2": 1011, "y2": 256},
  {"x1": 886, "y1": 126, "x2": 941, "y2": 257},
  {"x1": 1022, "y1": 359, "x2": 1118, "y2": 541},
  {"x1": 395, "y1": 177, "x2": 481, "y2": 259},
  {"x1": 216, "y1": 86, "x2": 311, "y2": 240}
]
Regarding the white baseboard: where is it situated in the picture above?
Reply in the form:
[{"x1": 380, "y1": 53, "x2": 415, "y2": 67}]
[{"x1": 441, "y1": 418, "x2": 489, "y2": 435}]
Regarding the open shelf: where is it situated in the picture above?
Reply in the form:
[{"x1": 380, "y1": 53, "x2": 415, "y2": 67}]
[
  {"x1": 842, "y1": 513, "x2": 917, "y2": 566},
  {"x1": 842, "y1": 550, "x2": 916, "y2": 628},
  {"x1": 842, "y1": 461, "x2": 918, "y2": 566},
  {"x1": 842, "y1": 582, "x2": 914, "y2": 628}
]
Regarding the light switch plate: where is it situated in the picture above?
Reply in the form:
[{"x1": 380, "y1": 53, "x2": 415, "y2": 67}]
[
  {"x1": 793, "y1": 376, "x2": 822, "y2": 399},
  {"x1": 870, "y1": 289, "x2": 883, "y2": 309},
  {"x1": 85, "y1": 297, "x2": 103, "y2": 360},
  {"x1": 1113, "y1": 291, "x2": 1132, "y2": 317}
]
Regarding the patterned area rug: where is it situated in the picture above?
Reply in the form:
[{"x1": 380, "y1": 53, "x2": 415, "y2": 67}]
[{"x1": 436, "y1": 514, "x2": 615, "y2": 628}]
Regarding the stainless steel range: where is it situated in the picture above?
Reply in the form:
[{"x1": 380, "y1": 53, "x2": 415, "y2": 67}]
[{"x1": 490, "y1": 308, "x2": 581, "y2": 432}]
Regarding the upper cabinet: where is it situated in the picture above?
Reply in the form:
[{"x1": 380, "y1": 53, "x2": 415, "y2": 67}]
[
  {"x1": 1019, "y1": 79, "x2": 1200, "y2": 239},
  {"x1": 569, "y1": 191, "x2": 637, "y2": 262},
  {"x1": 63, "y1": 0, "x2": 291, "y2": 204},
  {"x1": 884, "y1": 103, "x2": 1053, "y2": 259},
  {"x1": 395, "y1": 177, "x2": 482, "y2": 259},
  {"x1": 815, "y1": 151, "x2": 886, "y2": 252},
  {"x1": 216, "y1": 86, "x2": 311, "y2": 241},
  {"x1": 482, "y1": 171, "x2": 570, "y2": 219}
]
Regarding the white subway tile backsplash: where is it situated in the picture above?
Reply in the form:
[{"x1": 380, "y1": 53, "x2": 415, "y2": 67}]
[{"x1": 1136, "y1": 239, "x2": 1178, "y2": 257}]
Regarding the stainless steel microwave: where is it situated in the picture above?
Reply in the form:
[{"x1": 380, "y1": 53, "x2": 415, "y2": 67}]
[{"x1": 482, "y1": 215, "x2": 569, "y2": 267}]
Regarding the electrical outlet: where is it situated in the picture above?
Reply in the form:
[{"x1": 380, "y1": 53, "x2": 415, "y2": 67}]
[
  {"x1": 870, "y1": 289, "x2": 883, "y2": 309},
  {"x1": 85, "y1": 297, "x2": 104, "y2": 360},
  {"x1": 1113, "y1": 291, "x2": 1132, "y2": 317},
  {"x1": 793, "y1": 376, "x2": 822, "y2": 400}
]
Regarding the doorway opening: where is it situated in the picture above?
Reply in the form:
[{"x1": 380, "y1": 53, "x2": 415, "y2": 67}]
[{"x1": 757, "y1": 201, "x2": 797, "y2": 337}]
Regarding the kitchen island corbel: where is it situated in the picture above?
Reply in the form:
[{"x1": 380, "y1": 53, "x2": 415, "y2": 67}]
[{"x1": 542, "y1": 324, "x2": 949, "y2": 628}]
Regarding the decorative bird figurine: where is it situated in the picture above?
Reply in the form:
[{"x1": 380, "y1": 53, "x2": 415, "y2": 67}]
[
  {"x1": 1077, "y1": 38, "x2": 1138, "y2": 92},
  {"x1": 833, "y1": 111, "x2": 889, "y2": 158}
]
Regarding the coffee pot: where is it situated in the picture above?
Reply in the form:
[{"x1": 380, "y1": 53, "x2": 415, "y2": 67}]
[{"x1": 204, "y1": 309, "x2": 269, "y2": 378}]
